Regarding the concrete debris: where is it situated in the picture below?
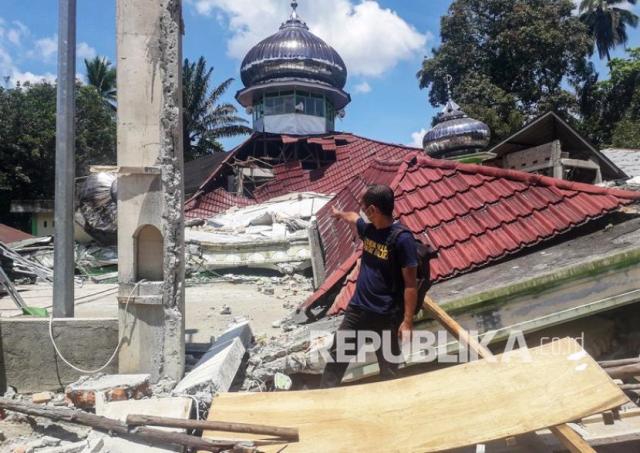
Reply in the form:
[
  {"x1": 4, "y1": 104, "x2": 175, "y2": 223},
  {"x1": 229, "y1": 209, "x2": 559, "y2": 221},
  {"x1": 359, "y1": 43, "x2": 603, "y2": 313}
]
[
  {"x1": 185, "y1": 193, "x2": 330, "y2": 275},
  {"x1": 172, "y1": 338, "x2": 245, "y2": 404},
  {"x1": 0, "y1": 240, "x2": 117, "y2": 285},
  {"x1": 65, "y1": 374, "x2": 151, "y2": 410},
  {"x1": 273, "y1": 373, "x2": 292, "y2": 391},
  {"x1": 150, "y1": 377, "x2": 177, "y2": 398},
  {"x1": 173, "y1": 321, "x2": 253, "y2": 403},
  {"x1": 31, "y1": 392, "x2": 54, "y2": 405},
  {"x1": 220, "y1": 305, "x2": 232, "y2": 315}
]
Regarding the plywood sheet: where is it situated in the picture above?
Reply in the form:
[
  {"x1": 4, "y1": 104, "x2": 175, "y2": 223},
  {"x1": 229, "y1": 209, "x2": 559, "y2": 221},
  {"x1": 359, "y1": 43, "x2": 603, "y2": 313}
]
[
  {"x1": 203, "y1": 338, "x2": 627, "y2": 452},
  {"x1": 95, "y1": 397, "x2": 192, "y2": 453}
]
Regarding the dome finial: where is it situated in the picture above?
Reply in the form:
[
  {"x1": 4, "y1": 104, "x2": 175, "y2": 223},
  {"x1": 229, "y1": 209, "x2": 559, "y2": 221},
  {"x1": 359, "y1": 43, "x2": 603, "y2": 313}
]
[
  {"x1": 291, "y1": 0, "x2": 299, "y2": 18},
  {"x1": 444, "y1": 74, "x2": 453, "y2": 101}
]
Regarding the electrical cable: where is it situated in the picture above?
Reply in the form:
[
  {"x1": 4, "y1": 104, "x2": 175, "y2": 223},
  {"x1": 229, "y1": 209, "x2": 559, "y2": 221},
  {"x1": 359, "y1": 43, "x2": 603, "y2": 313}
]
[{"x1": 48, "y1": 280, "x2": 145, "y2": 374}]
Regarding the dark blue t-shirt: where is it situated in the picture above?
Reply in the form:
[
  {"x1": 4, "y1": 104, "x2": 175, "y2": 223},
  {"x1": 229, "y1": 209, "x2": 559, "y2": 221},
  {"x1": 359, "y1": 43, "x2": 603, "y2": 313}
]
[{"x1": 350, "y1": 218, "x2": 418, "y2": 315}]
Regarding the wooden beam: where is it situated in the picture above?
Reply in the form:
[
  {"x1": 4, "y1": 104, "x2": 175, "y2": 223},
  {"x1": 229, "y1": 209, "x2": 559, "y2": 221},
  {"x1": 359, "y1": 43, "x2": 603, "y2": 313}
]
[
  {"x1": 0, "y1": 398, "x2": 241, "y2": 452},
  {"x1": 550, "y1": 425, "x2": 596, "y2": 453},
  {"x1": 599, "y1": 358, "x2": 640, "y2": 368},
  {"x1": 126, "y1": 414, "x2": 299, "y2": 441},
  {"x1": 422, "y1": 296, "x2": 597, "y2": 453},
  {"x1": 605, "y1": 363, "x2": 640, "y2": 380}
]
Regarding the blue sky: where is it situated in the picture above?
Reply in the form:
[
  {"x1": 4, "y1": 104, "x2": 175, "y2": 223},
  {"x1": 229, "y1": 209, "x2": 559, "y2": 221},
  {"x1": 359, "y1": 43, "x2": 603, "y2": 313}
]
[{"x1": 1, "y1": 0, "x2": 639, "y2": 150}]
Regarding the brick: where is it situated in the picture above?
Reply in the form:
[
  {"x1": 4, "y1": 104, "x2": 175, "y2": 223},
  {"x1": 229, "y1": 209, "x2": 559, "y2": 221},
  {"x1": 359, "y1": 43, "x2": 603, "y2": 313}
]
[{"x1": 31, "y1": 392, "x2": 54, "y2": 404}]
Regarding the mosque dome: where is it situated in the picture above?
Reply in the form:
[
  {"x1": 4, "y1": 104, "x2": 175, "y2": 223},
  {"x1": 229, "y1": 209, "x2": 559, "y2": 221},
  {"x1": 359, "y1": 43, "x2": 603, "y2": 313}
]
[
  {"x1": 423, "y1": 99, "x2": 491, "y2": 159},
  {"x1": 236, "y1": 1, "x2": 350, "y2": 134},
  {"x1": 240, "y1": 1, "x2": 347, "y2": 91}
]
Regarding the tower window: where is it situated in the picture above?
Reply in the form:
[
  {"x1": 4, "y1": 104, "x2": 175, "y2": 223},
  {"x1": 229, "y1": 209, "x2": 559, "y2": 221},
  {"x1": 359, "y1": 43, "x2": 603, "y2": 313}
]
[{"x1": 258, "y1": 90, "x2": 329, "y2": 118}]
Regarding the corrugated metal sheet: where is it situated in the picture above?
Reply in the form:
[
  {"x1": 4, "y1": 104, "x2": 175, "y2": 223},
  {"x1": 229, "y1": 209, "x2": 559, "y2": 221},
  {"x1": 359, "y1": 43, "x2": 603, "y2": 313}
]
[{"x1": 303, "y1": 154, "x2": 640, "y2": 315}]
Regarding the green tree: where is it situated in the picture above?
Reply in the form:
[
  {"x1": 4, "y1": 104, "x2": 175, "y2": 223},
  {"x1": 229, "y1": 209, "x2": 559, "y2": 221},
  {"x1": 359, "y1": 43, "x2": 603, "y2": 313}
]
[
  {"x1": 84, "y1": 56, "x2": 117, "y2": 108},
  {"x1": 579, "y1": 0, "x2": 639, "y2": 61},
  {"x1": 182, "y1": 57, "x2": 251, "y2": 161},
  {"x1": 580, "y1": 48, "x2": 640, "y2": 147},
  {"x1": 417, "y1": 0, "x2": 593, "y2": 143},
  {"x1": 0, "y1": 82, "x2": 116, "y2": 227}
]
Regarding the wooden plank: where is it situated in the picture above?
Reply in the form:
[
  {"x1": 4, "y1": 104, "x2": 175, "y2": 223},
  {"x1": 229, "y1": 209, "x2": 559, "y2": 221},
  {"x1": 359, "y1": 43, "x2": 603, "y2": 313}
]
[
  {"x1": 424, "y1": 296, "x2": 595, "y2": 453},
  {"x1": 203, "y1": 338, "x2": 627, "y2": 452},
  {"x1": 550, "y1": 425, "x2": 596, "y2": 453}
]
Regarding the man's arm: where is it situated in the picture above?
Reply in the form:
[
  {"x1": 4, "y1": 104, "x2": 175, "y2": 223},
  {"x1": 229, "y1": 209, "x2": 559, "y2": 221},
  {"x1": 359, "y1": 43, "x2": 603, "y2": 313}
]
[
  {"x1": 331, "y1": 206, "x2": 360, "y2": 224},
  {"x1": 398, "y1": 266, "x2": 418, "y2": 342},
  {"x1": 331, "y1": 206, "x2": 362, "y2": 237}
]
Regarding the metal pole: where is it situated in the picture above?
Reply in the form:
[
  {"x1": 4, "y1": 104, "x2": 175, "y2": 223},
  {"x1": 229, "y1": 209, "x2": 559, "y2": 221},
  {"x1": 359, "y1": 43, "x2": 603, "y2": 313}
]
[{"x1": 53, "y1": 0, "x2": 76, "y2": 318}]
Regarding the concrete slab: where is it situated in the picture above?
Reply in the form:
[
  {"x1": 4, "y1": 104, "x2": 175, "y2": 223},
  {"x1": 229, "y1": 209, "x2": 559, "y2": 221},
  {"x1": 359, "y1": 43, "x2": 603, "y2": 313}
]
[
  {"x1": 93, "y1": 397, "x2": 192, "y2": 453},
  {"x1": 173, "y1": 337, "x2": 245, "y2": 397},
  {"x1": 194, "y1": 320, "x2": 253, "y2": 368},
  {"x1": 0, "y1": 317, "x2": 118, "y2": 393}
]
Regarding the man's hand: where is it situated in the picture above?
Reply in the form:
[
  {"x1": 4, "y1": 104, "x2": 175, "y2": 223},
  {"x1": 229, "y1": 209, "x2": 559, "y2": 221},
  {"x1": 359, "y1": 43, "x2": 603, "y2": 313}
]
[
  {"x1": 398, "y1": 318, "x2": 413, "y2": 343},
  {"x1": 331, "y1": 206, "x2": 360, "y2": 224}
]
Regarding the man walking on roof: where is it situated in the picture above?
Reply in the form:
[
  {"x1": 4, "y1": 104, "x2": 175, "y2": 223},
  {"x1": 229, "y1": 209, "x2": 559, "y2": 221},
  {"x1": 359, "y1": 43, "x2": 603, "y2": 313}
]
[{"x1": 320, "y1": 184, "x2": 418, "y2": 388}]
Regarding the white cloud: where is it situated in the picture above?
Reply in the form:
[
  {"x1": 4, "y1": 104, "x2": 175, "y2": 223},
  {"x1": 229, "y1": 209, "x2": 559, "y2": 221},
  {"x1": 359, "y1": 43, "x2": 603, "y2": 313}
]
[
  {"x1": 77, "y1": 42, "x2": 97, "y2": 60},
  {"x1": 408, "y1": 128, "x2": 427, "y2": 148},
  {"x1": 354, "y1": 81, "x2": 371, "y2": 94},
  {"x1": 12, "y1": 70, "x2": 56, "y2": 85},
  {"x1": 7, "y1": 21, "x2": 29, "y2": 46},
  {"x1": 0, "y1": 22, "x2": 56, "y2": 87},
  {"x1": 191, "y1": 0, "x2": 430, "y2": 78},
  {"x1": 32, "y1": 35, "x2": 97, "y2": 62},
  {"x1": 34, "y1": 35, "x2": 57, "y2": 60}
]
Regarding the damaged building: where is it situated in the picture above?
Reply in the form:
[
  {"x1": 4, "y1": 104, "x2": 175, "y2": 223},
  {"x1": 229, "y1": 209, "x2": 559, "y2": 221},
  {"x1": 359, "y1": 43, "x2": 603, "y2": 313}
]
[{"x1": 3, "y1": 1, "x2": 640, "y2": 452}]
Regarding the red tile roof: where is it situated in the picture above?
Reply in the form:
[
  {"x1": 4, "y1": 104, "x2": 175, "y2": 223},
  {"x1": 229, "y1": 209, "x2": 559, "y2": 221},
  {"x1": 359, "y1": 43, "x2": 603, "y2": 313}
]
[
  {"x1": 0, "y1": 223, "x2": 33, "y2": 244},
  {"x1": 303, "y1": 154, "x2": 640, "y2": 316},
  {"x1": 184, "y1": 187, "x2": 255, "y2": 219},
  {"x1": 184, "y1": 133, "x2": 415, "y2": 218}
]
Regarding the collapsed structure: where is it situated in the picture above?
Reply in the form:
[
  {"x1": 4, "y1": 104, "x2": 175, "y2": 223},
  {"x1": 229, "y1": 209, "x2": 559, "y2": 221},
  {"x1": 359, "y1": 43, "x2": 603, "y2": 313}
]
[{"x1": 2, "y1": 1, "x2": 640, "y2": 452}]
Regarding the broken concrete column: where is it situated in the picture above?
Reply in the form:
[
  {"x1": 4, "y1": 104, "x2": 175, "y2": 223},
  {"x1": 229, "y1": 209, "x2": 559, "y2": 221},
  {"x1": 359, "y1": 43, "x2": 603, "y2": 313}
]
[{"x1": 116, "y1": 0, "x2": 185, "y2": 382}]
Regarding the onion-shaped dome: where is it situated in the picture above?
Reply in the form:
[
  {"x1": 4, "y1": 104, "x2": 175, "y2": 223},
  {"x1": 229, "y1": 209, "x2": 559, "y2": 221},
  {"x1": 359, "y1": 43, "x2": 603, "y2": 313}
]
[
  {"x1": 240, "y1": 2, "x2": 347, "y2": 90},
  {"x1": 423, "y1": 99, "x2": 491, "y2": 158},
  {"x1": 76, "y1": 172, "x2": 117, "y2": 245}
]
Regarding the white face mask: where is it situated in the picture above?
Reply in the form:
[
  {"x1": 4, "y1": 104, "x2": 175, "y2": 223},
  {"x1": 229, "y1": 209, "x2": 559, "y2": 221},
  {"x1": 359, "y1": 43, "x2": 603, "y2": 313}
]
[{"x1": 359, "y1": 209, "x2": 370, "y2": 223}]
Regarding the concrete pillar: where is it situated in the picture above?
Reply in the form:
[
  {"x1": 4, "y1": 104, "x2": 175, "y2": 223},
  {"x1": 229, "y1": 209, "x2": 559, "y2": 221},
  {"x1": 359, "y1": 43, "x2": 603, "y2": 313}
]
[{"x1": 116, "y1": 0, "x2": 185, "y2": 382}]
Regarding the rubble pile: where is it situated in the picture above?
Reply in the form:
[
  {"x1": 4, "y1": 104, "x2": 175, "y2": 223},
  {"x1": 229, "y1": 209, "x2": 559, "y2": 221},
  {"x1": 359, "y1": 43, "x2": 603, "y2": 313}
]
[{"x1": 185, "y1": 192, "x2": 331, "y2": 276}]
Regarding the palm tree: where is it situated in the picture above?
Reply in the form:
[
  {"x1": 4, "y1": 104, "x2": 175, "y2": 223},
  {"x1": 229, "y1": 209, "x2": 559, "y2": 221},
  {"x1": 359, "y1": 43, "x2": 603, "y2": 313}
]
[
  {"x1": 183, "y1": 57, "x2": 252, "y2": 161},
  {"x1": 579, "y1": 0, "x2": 639, "y2": 60},
  {"x1": 84, "y1": 56, "x2": 117, "y2": 109}
]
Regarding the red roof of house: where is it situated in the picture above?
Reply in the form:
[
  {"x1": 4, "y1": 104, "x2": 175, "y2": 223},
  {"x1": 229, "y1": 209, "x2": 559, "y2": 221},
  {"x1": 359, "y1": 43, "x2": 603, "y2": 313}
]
[
  {"x1": 184, "y1": 187, "x2": 255, "y2": 220},
  {"x1": 0, "y1": 223, "x2": 33, "y2": 244},
  {"x1": 184, "y1": 133, "x2": 415, "y2": 218},
  {"x1": 304, "y1": 154, "x2": 640, "y2": 315}
]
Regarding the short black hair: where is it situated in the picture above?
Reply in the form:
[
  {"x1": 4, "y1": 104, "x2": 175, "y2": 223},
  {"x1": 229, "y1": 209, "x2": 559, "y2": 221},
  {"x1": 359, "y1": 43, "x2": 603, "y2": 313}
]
[{"x1": 362, "y1": 184, "x2": 394, "y2": 217}]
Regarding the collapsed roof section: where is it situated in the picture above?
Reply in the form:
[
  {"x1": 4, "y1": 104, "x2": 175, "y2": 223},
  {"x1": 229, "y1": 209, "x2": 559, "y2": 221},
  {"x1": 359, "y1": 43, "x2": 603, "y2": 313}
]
[
  {"x1": 184, "y1": 133, "x2": 416, "y2": 219},
  {"x1": 303, "y1": 153, "x2": 640, "y2": 316}
]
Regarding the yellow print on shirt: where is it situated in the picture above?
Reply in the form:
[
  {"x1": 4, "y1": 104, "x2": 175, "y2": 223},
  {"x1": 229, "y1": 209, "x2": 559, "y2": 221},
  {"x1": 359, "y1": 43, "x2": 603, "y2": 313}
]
[{"x1": 363, "y1": 238, "x2": 389, "y2": 260}]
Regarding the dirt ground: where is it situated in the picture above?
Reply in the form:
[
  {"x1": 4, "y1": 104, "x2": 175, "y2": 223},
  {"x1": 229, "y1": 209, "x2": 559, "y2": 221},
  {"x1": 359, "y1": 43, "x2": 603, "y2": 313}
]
[
  {"x1": 0, "y1": 278, "x2": 312, "y2": 452},
  {"x1": 0, "y1": 279, "x2": 312, "y2": 343}
]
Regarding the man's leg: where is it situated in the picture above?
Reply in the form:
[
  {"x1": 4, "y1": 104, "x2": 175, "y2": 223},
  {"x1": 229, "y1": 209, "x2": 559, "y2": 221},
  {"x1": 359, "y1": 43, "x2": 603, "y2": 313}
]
[
  {"x1": 319, "y1": 306, "x2": 364, "y2": 388},
  {"x1": 374, "y1": 313, "x2": 402, "y2": 380}
]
